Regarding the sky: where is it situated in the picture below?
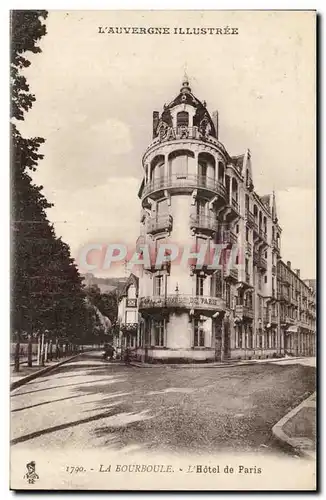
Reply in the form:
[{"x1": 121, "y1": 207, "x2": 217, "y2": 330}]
[{"x1": 18, "y1": 10, "x2": 316, "y2": 279}]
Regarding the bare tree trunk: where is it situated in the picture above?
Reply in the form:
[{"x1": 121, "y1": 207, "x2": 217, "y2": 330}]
[
  {"x1": 27, "y1": 333, "x2": 33, "y2": 367},
  {"x1": 40, "y1": 333, "x2": 45, "y2": 366},
  {"x1": 14, "y1": 332, "x2": 20, "y2": 373},
  {"x1": 37, "y1": 335, "x2": 41, "y2": 366}
]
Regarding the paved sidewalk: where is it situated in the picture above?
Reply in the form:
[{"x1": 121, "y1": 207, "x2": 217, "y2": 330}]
[
  {"x1": 130, "y1": 356, "x2": 314, "y2": 369},
  {"x1": 10, "y1": 354, "x2": 82, "y2": 390},
  {"x1": 272, "y1": 392, "x2": 316, "y2": 459}
]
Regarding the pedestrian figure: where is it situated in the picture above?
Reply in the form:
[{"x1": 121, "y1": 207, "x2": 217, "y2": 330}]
[{"x1": 124, "y1": 346, "x2": 131, "y2": 365}]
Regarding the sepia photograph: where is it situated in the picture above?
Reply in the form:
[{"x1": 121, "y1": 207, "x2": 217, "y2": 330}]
[{"x1": 10, "y1": 9, "x2": 316, "y2": 491}]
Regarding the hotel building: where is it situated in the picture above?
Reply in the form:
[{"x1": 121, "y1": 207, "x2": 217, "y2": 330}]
[{"x1": 116, "y1": 77, "x2": 316, "y2": 363}]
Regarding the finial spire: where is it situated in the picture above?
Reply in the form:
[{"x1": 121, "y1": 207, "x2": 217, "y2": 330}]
[{"x1": 180, "y1": 67, "x2": 191, "y2": 93}]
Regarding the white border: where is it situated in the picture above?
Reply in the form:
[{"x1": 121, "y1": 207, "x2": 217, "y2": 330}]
[{"x1": 1, "y1": 3, "x2": 323, "y2": 499}]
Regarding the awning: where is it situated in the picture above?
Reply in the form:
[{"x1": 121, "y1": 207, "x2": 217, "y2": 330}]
[{"x1": 286, "y1": 325, "x2": 298, "y2": 334}]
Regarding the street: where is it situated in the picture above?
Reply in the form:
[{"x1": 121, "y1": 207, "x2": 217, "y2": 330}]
[{"x1": 11, "y1": 352, "x2": 315, "y2": 456}]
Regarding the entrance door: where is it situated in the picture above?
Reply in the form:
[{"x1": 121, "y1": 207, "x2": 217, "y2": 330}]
[
  {"x1": 213, "y1": 319, "x2": 222, "y2": 362},
  {"x1": 224, "y1": 321, "x2": 231, "y2": 359}
]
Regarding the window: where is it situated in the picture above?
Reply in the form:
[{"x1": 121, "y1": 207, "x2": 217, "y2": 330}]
[
  {"x1": 257, "y1": 330, "x2": 263, "y2": 348},
  {"x1": 196, "y1": 200, "x2": 206, "y2": 217},
  {"x1": 196, "y1": 275, "x2": 205, "y2": 296},
  {"x1": 248, "y1": 326, "x2": 253, "y2": 349},
  {"x1": 194, "y1": 319, "x2": 205, "y2": 347},
  {"x1": 214, "y1": 270, "x2": 223, "y2": 297},
  {"x1": 225, "y1": 283, "x2": 231, "y2": 308},
  {"x1": 128, "y1": 284, "x2": 136, "y2": 299},
  {"x1": 236, "y1": 224, "x2": 239, "y2": 234},
  {"x1": 238, "y1": 326, "x2": 243, "y2": 348},
  {"x1": 125, "y1": 310, "x2": 137, "y2": 324},
  {"x1": 245, "y1": 258, "x2": 249, "y2": 274},
  {"x1": 154, "y1": 275, "x2": 164, "y2": 296},
  {"x1": 265, "y1": 251, "x2": 267, "y2": 259},
  {"x1": 246, "y1": 227, "x2": 249, "y2": 241},
  {"x1": 176, "y1": 111, "x2": 189, "y2": 128},
  {"x1": 153, "y1": 319, "x2": 164, "y2": 347},
  {"x1": 264, "y1": 275, "x2": 268, "y2": 283},
  {"x1": 157, "y1": 199, "x2": 168, "y2": 216}
]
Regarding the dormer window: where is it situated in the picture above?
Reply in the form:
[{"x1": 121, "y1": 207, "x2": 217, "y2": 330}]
[{"x1": 176, "y1": 111, "x2": 189, "y2": 128}]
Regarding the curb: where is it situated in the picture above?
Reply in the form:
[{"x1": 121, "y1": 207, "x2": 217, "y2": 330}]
[
  {"x1": 272, "y1": 392, "x2": 316, "y2": 459},
  {"x1": 10, "y1": 353, "x2": 83, "y2": 391},
  {"x1": 129, "y1": 361, "x2": 258, "y2": 369}
]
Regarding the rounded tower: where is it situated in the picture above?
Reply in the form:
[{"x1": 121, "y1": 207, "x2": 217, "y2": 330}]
[{"x1": 137, "y1": 77, "x2": 240, "y2": 363}]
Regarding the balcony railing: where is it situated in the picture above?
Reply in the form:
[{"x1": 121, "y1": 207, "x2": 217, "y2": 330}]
[
  {"x1": 126, "y1": 298, "x2": 137, "y2": 308},
  {"x1": 231, "y1": 198, "x2": 239, "y2": 212},
  {"x1": 253, "y1": 252, "x2": 267, "y2": 270},
  {"x1": 260, "y1": 257, "x2": 267, "y2": 270},
  {"x1": 138, "y1": 294, "x2": 225, "y2": 312},
  {"x1": 224, "y1": 267, "x2": 238, "y2": 281},
  {"x1": 246, "y1": 242, "x2": 252, "y2": 256},
  {"x1": 235, "y1": 304, "x2": 254, "y2": 319},
  {"x1": 246, "y1": 210, "x2": 255, "y2": 228},
  {"x1": 220, "y1": 230, "x2": 238, "y2": 245},
  {"x1": 142, "y1": 174, "x2": 227, "y2": 200},
  {"x1": 190, "y1": 214, "x2": 218, "y2": 233},
  {"x1": 146, "y1": 214, "x2": 173, "y2": 234}
]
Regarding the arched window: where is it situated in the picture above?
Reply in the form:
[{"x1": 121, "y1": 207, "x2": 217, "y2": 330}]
[
  {"x1": 150, "y1": 155, "x2": 165, "y2": 181},
  {"x1": 198, "y1": 152, "x2": 216, "y2": 186},
  {"x1": 218, "y1": 161, "x2": 224, "y2": 183},
  {"x1": 128, "y1": 284, "x2": 136, "y2": 299},
  {"x1": 168, "y1": 149, "x2": 194, "y2": 179},
  {"x1": 176, "y1": 111, "x2": 189, "y2": 128},
  {"x1": 231, "y1": 178, "x2": 238, "y2": 202}
]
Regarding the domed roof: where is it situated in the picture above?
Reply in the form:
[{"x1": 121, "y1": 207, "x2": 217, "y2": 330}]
[{"x1": 159, "y1": 75, "x2": 217, "y2": 138}]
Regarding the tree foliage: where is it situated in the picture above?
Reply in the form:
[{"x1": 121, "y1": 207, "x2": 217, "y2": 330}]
[{"x1": 11, "y1": 11, "x2": 94, "y2": 342}]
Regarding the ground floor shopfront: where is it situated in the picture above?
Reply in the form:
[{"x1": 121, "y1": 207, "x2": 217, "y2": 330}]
[{"x1": 123, "y1": 307, "x2": 316, "y2": 363}]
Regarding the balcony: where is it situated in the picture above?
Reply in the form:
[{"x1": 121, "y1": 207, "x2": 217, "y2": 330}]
[
  {"x1": 246, "y1": 210, "x2": 255, "y2": 228},
  {"x1": 142, "y1": 174, "x2": 227, "y2": 201},
  {"x1": 220, "y1": 229, "x2": 238, "y2": 245},
  {"x1": 235, "y1": 304, "x2": 254, "y2": 320},
  {"x1": 231, "y1": 197, "x2": 239, "y2": 212},
  {"x1": 126, "y1": 298, "x2": 137, "y2": 308},
  {"x1": 246, "y1": 242, "x2": 252, "y2": 256},
  {"x1": 146, "y1": 214, "x2": 173, "y2": 234},
  {"x1": 285, "y1": 315, "x2": 295, "y2": 325},
  {"x1": 259, "y1": 229, "x2": 268, "y2": 243},
  {"x1": 224, "y1": 267, "x2": 238, "y2": 281},
  {"x1": 190, "y1": 214, "x2": 218, "y2": 233},
  {"x1": 138, "y1": 294, "x2": 225, "y2": 312},
  {"x1": 253, "y1": 252, "x2": 267, "y2": 271}
]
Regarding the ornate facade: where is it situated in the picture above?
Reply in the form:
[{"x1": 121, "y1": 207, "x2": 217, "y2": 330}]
[{"x1": 119, "y1": 77, "x2": 316, "y2": 363}]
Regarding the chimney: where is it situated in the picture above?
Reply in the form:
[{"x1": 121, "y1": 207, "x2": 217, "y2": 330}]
[
  {"x1": 295, "y1": 269, "x2": 300, "y2": 278},
  {"x1": 153, "y1": 111, "x2": 160, "y2": 139},
  {"x1": 287, "y1": 261, "x2": 291, "y2": 269},
  {"x1": 212, "y1": 110, "x2": 219, "y2": 140}
]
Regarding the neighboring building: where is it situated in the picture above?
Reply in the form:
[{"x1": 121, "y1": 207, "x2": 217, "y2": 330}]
[
  {"x1": 130, "y1": 77, "x2": 316, "y2": 363},
  {"x1": 116, "y1": 273, "x2": 139, "y2": 352}
]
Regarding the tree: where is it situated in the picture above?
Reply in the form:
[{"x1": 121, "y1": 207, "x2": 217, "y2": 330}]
[{"x1": 11, "y1": 11, "x2": 91, "y2": 367}]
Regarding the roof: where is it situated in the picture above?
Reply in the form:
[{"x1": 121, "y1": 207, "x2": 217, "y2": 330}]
[
  {"x1": 159, "y1": 78, "x2": 217, "y2": 138},
  {"x1": 231, "y1": 154, "x2": 245, "y2": 173},
  {"x1": 119, "y1": 273, "x2": 139, "y2": 301}
]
